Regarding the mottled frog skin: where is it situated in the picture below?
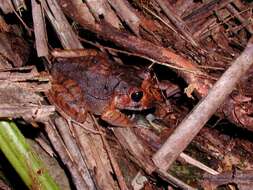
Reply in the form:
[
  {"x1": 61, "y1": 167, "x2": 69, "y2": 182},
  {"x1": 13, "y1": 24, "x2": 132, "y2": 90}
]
[{"x1": 49, "y1": 51, "x2": 174, "y2": 127}]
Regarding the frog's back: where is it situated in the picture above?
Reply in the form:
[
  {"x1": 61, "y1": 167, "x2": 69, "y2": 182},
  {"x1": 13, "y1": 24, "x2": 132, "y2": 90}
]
[{"x1": 50, "y1": 54, "x2": 122, "y2": 119}]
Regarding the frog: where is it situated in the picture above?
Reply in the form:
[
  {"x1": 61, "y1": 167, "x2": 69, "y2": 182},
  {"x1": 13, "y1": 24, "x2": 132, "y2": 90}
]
[{"x1": 48, "y1": 50, "x2": 179, "y2": 127}]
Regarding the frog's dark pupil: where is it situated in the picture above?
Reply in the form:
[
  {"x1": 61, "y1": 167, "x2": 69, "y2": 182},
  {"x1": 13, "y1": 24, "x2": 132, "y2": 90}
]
[{"x1": 131, "y1": 91, "x2": 143, "y2": 102}]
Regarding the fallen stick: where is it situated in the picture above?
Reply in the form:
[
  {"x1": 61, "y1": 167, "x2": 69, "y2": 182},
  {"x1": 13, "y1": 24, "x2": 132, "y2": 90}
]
[
  {"x1": 31, "y1": 0, "x2": 49, "y2": 57},
  {"x1": 152, "y1": 37, "x2": 253, "y2": 170}
]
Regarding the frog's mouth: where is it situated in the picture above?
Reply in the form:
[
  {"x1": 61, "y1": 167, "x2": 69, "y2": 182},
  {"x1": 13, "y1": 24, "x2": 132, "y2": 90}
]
[
  {"x1": 120, "y1": 104, "x2": 154, "y2": 111},
  {"x1": 119, "y1": 106, "x2": 155, "y2": 115}
]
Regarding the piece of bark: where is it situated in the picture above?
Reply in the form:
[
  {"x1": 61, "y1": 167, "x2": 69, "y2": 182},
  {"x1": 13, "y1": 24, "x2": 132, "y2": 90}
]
[
  {"x1": 152, "y1": 38, "x2": 253, "y2": 170},
  {"x1": 202, "y1": 170, "x2": 253, "y2": 190},
  {"x1": 54, "y1": 117, "x2": 96, "y2": 190},
  {"x1": 0, "y1": 32, "x2": 30, "y2": 67},
  {"x1": 91, "y1": 115, "x2": 129, "y2": 190},
  {"x1": 0, "y1": 66, "x2": 49, "y2": 81},
  {"x1": 0, "y1": 104, "x2": 54, "y2": 122},
  {"x1": 157, "y1": 169, "x2": 196, "y2": 190},
  {"x1": 107, "y1": 0, "x2": 140, "y2": 35},
  {"x1": 13, "y1": 82, "x2": 50, "y2": 92},
  {"x1": 0, "y1": 0, "x2": 13, "y2": 14},
  {"x1": 0, "y1": 81, "x2": 45, "y2": 104},
  {"x1": 60, "y1": 0, "x2": 95, "y2": 26},
  {"x1": 0, "y1": 69, "x2": 52, "y2": 121},
  {"x1": 155, "y1": 0, "x2": 198, "y2": 46},
  {"x1": 72, "y1": 118, "x2": 119, "y2": 190},
  {"x1": 41, "y1": 0, "x2": 83, "y2": 49},
  {"x1": 31, "y1": 0, "x2": 49, "y2": 57},
  {"x1": 85, "y1": 0, "x2": 121, "y2": 29},
  {"x1": 174, "y1": 0, "x2": 195, "y2": 17},
  {"x1": 113, "y1": 128, "x2": 156, "y2": 174},
  {"x1": 45, "y1": 120, "x2": 89, "y2": 190}
]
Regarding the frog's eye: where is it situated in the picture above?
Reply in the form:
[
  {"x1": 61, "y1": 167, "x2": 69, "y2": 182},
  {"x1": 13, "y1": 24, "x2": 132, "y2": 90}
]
[{"x1": 131, "y1": 91, "x2": 143, "y2": 102}]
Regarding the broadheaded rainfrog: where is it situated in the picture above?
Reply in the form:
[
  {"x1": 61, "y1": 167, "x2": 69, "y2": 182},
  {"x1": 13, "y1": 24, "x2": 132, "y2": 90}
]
[{"x1": 48, "y1": 50, "x2": 177, "y2": 127}]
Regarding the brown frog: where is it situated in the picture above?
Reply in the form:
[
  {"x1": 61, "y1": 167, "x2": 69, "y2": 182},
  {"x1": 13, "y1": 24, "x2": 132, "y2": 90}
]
[{"x1": 48, "y1": 50, "x2": 178, "y2": 127}]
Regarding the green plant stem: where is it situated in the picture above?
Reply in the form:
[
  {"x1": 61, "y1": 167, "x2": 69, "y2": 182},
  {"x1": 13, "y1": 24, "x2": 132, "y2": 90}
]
[{"x1": 0, "y1": 121, "x2": 59, "y2": 190}]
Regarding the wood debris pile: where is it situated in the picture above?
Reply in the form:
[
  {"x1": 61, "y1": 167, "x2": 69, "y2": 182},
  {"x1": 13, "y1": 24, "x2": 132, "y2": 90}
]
[{"x1": 0, "y1": 0, "x2": 253, "y2": 189}]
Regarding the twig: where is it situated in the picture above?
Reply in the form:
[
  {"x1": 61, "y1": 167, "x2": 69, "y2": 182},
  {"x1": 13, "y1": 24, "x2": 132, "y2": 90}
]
[
  {"x1": 157, "y1": 169, "x2": 196, "y2": 190},
  {"x1": 180, "y1": 153, "x2": 219, "y2": 175},
  {"x1": 155, "y1": 0, "x2": 198, "y2": 47},
  {"x1": 152, "y1": 37, "x2": 253, "y2": 170},
  {"x1": 226, "y1": 3, "x2": 253, "y2": 34}
]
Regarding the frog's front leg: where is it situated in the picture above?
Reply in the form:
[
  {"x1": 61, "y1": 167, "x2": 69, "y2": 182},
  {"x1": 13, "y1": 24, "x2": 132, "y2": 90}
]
[{"x1": 101, "y1": 107, "x2": 134, "y2": 127}]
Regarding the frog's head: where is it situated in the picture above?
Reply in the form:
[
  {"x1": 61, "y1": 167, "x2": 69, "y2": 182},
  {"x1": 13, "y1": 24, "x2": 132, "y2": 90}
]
[{"x1": 113, "y1": 71, "x2": 163, "y2": 111}]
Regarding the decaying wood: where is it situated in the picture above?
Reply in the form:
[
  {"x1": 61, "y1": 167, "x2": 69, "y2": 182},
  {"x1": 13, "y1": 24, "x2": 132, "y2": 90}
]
[
  {"x1": 0, "y1": 32, "x2": 30, "y2": 67},
  {"x1": 113, "y1": 128, "x2": 156, "y2": 174},
  {"x1": 54, "y1": 118, "x2": 96, "y2": 190},
  {"x1": 1, "y1": 0, "x2": 253, "y2": 189},
  {"x1": 0, "y1": 78, "x2": 53, "y2": 122},
  {"x1": 45, "y1": 120, "x2": 89, "y2": 190},
  {"x1": 226, "y1": 3, "x2": 253, "y2": 34},
  {"x1": 61, "y1": 0, "x2": 95, "y2": 26},
  {"x1": 40, "y1": 0, "x2": 82, "y2": 49},
  {"x1": 157, "y1": 169, "x2": 196, "y2": 190},
  {"x1": 51, "y1": 49, "x2": 99, "y2": 58},
  {"x1": 0, "y1": 0, "x2": 13, "y2": 14},
  {"x1": 202, "y1": 170, "x2": 253, "y2": 190},
  {"x1": 0, "y1": 104, "x2": 54, "y2": 122},
  {"x1": 91, "y1": 115, "x2": 129, "y2": 190},
  {"x1": 31, "y1": 0, "x2": 48, "y2": 57},
  {"x1": 72, "y1": 119, "x2": 119, "y2": 190},
  {"x1": 0, "y1": 66, "x2": 49, "y2": 81},
  {"x1": 155, "y1": 0, "x2": 198, "y2": 46},
  {"x1": 85, "y1": 0, "x2": 121, "y2": 29},
  {"x1": 107, "y1": 0, "x2": 140, "y2": 35},
  {"x1": 152, "y1": 38, "x2": 253, "y2": 170}
]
